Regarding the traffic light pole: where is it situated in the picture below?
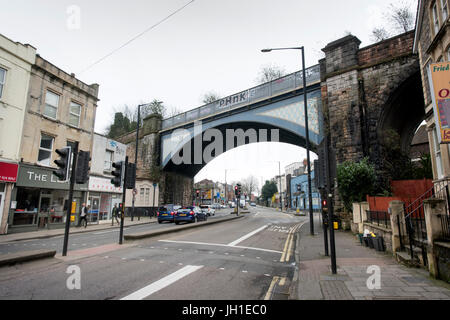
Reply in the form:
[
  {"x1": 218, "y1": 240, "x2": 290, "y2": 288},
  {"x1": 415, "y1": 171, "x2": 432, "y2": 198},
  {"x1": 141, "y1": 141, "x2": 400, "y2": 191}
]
[
  {"x1": 119, "y1": 156, "x2": 128, "y2": 245},
  {"x1": 62, "y1": 141, "x2": 79, "y2": 257},
  {"x1": 324, "y1": 135, "x2": 337, "y2": 274}
]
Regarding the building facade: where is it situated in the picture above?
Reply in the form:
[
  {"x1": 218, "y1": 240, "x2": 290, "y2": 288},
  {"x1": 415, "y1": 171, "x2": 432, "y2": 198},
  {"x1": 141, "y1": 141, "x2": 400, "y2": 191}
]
[
  {"x1": 7, "y1": 55, "x2": 99, "y2": 233},
  {"x1": 87, "y1": 134, "x2": 126, "y2": 223},
  {"x1": 414, "y1": 0, "x2": 450, "y2": 181},
  {"x1": 0, "y1": 34, "x2": 36, "y2": 234},
  {"x1": 290, "y1": 171, "x2": 321, "y2": 212}
]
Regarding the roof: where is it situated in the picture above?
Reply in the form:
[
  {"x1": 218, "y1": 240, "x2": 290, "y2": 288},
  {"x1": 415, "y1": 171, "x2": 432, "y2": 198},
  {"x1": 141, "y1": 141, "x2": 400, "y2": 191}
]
[{"x1": 411, "y1": 125, "x2": 429, "y2": 145}]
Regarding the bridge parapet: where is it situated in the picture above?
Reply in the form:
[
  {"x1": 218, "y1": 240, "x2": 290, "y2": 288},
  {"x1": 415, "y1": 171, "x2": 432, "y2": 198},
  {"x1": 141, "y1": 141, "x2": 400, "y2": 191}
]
[{"x1": 161, "y1": 65, "x2": 320, "y2": 131}]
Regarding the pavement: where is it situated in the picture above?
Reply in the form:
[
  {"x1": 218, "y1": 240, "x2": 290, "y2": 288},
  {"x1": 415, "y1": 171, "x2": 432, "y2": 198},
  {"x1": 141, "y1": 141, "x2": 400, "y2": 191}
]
[
  {"x1": 0, "y1": 216, "x2": 156, "y2": 244},
  {"x1": 290, "y1": 216, "x2": 450, "y2": 300}
]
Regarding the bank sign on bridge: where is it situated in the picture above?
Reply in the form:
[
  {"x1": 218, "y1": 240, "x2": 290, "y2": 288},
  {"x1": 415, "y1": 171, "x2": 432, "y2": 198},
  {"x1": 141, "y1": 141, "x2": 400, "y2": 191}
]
[{"x1": 160, "y1": 64, "x2": 324, "y2": 174}]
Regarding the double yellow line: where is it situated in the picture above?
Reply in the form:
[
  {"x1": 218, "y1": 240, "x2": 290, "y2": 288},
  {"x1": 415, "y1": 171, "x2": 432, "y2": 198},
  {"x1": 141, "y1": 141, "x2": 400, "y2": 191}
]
[
  {"x1": 280, "y1": 223, "x2": 303, "y2": 263},
  {"x1": 264, "y1": 276, "x2": 287, "y2": 300}
]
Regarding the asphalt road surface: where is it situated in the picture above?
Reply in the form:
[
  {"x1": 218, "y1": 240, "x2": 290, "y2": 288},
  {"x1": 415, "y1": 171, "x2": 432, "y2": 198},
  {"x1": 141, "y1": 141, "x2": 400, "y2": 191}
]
[
  {"x1": 0, "y1": 206, "x2": 308, "y2": 300},
  {"x1": 0, "y1": 209, "x2": 231, "y2": 255}
]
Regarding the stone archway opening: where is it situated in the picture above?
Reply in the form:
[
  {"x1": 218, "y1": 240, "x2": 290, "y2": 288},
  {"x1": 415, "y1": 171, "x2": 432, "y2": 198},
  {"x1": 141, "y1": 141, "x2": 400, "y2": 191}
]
[{"x1": 377, "y1": 71, "x2": 428, "y2": 182}]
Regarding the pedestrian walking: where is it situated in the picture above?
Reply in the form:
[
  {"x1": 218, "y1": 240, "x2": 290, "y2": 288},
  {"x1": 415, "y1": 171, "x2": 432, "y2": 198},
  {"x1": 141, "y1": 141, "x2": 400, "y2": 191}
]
[
  {"x1": 111, "y1": 204, "x2": 120, "y2": 226},
  {"x1": 79, "y1": 203, "x2": 88, "y2": 228}
]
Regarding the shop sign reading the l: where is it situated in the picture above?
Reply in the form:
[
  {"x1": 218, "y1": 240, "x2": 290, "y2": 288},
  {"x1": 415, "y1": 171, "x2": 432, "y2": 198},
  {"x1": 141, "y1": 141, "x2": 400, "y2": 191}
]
[{"x1": 428, "y1": 62, "x2": 450, "y2": 143}]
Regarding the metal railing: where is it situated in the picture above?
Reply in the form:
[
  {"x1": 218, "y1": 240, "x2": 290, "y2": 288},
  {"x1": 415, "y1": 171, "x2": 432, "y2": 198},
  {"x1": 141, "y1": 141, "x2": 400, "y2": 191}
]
[
  {"x1": 366, "y1": 210, "x2": 391, "y2": 229},
  {"x1": 161, "y1": 65, "x2": 321, "y2": 131}
]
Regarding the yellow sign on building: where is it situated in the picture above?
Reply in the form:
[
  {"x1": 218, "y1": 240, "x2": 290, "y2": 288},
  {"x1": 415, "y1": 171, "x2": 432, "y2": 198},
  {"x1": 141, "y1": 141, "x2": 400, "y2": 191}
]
[{"x1": 429, "y1": 63, "x2": 450, "y2": 144}]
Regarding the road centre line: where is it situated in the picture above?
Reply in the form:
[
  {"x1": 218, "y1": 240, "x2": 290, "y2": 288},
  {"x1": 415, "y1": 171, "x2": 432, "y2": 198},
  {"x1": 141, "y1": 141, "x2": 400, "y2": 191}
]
[
  {"x1": 121, "y1": 265, "x2": 203, "y2": 300},
  {"x1": 227, "y1": 225, "x2": 269, "y2": 246},
  {"x1": 158, "y1": 240, "x2": 282, "y2": 254}
]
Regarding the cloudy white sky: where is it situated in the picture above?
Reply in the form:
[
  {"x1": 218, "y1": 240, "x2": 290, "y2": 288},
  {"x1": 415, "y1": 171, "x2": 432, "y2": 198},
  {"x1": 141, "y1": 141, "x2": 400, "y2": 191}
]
[{"x1": 2, "y1": 0, "x2": 418, "y2": 189}]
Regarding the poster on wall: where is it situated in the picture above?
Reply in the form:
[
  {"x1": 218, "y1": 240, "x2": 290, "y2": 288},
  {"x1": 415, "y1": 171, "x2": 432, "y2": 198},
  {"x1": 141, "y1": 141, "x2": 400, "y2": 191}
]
[{"x1": 428, "y1": 62, "x2": 450, "y2": 144}]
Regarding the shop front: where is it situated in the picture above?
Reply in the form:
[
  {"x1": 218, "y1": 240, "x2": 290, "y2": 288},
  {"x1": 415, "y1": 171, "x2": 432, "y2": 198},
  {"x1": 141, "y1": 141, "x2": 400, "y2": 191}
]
[
  {"x1": 8, "y1": 163, "x2": 88, "y2": 234},
  {"x1": 0, "y1": 161, "x2": 19, "y2": 234},
  {"x1": 87, "y1": 176, "x2": 122, "y2": 223}
]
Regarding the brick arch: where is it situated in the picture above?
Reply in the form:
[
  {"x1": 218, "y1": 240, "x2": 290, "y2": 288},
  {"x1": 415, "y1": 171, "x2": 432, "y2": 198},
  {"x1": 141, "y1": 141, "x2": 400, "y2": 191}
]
[{"x1": 376, "y1": 70, "x2": 425, "y2": 154}]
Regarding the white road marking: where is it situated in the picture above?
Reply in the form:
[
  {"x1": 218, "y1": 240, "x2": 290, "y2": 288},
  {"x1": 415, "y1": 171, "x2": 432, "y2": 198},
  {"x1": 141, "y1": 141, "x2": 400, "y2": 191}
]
[
  {"x1": 121, "y1": 265, "x2": 203, "y2": 300},
  {"x1": 158, "y1": 240, "x2": 282, "y2": 254},
  {"x1": 227, "y1": 225, "x2": 268, "y2": 246}
]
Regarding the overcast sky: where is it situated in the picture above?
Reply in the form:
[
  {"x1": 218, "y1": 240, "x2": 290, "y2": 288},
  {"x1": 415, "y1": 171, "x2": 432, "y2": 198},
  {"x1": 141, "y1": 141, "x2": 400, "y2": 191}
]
[{"x1": 2, "y1": 0, "x2": 418, "y2": 189}]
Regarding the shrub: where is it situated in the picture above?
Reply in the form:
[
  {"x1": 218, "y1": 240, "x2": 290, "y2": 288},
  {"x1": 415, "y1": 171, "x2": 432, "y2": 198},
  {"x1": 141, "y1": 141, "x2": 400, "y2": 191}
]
[{"x1": 337, "y1": 158, "x2": 376, "y2": 212}]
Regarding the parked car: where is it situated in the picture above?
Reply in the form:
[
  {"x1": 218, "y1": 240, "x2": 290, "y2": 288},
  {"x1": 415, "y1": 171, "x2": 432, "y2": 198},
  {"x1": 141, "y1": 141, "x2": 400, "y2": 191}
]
[
  {"x1": 156, "y1": 204, "x2": 178, "y2": 224},
  {"x1": 200, "y1": 205, "x2": 215, "y2": 216},
  {"x1": 250, "y1": 202, "x2": 256, "y2": 207},
  {"x1": 174, "y1": 206, "x2": 207, "y2": 224}
]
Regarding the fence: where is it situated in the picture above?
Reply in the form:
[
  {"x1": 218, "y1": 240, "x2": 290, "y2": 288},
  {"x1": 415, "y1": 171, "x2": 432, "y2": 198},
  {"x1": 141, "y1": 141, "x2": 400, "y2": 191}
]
[
  {"x1": 161, "y1": 65, "x2": 321, "y2": 130},
  {"x1": 366, "y1": 210, "x2": 391, "y2": 229},
  {"x1": 434, "y1": 178, "x2": 450, "y2": 241}
]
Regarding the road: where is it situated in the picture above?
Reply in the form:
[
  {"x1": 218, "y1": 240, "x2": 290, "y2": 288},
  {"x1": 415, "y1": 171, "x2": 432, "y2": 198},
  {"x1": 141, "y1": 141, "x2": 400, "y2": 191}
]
[
  {"x1": 0, "y1": 206, "x2": 308, "y2": 300},
  {"x1": 0, "y1": 209, "x2": 232, "y2": 255}
]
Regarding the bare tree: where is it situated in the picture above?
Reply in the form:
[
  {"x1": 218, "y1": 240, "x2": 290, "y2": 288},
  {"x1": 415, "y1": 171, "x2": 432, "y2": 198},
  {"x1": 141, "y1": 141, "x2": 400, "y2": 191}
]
[
  {"x1": 371, "y1": 27, "x2": 391, "y2": 42},
  {"x1": 256, "y1": 64, "x2": 287, "y2": 84},
  {"x1": 371, "y1": 1, "x2": 415, "y2": 42},
  {"x1": 386, "y1": 1, "x2": 415, "y2": 33},
  {"x1": 202, "y1": 91, "x2": 221, "y2": 104},
  {"x1": 242, "y1": 175, "x2": 259, "y2": 197}
]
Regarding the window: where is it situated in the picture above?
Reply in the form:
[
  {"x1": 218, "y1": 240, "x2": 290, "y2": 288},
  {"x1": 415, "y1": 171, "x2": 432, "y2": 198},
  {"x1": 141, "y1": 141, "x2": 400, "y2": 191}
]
[
  {"x1": 432, "y1": 2, "x2": 440, "y2": 34},
  {"x1": 145, "y1": 188, "x2": 150, "y2": 204},
  {"x1": 44, "y1": 91, "x2": 59, "y2": 119},
  {"x1": 442, "y1": 0, "x2": 448, "y2": 21},
  {"x1": 104, "y1": 150, "x2": 113, "y2": 171},
  {"x1": 0, "y1": 67, "x2": 6, "y2": 99},
  {"x1": 69, "y1": 102, "x2": 81, "y2": 127},
  {"x1": 38, "y1": 134, "x2": 54, "y2": 166},
  {"x1": 140, "y1": 188, "x2": 144, "y2": 202},
  {"x1": 67, "y1": 141, "x2": 77, "y2": 171}
]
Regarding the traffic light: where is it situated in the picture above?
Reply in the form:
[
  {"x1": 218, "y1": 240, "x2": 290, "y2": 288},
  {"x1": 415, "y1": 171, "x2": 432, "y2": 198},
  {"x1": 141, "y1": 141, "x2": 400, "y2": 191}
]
[
  {"x1": 53, "y1": 147, "x2": 72, "y2": 181},
  {"x1": 196, "y1": 190, "x2": 200, "y2": 196},
  {"x1": 111, "y1": 161, "x2": 124, "y2": 188},
  {"x1": 234, "y1": 186, "x2": 238, "y2": 196},
  {"x1": 237, "y1": 184, "x2": 242, "y2": 195},
  {"x1": 75, "y1": 151, "x2": 91, "y2": 184},
  {"x1": 125, "y1": 163, "x2": 136, "y2": 189},
  {"x1": 322, "y1": 199, "x2": 327, "y2": 207}
]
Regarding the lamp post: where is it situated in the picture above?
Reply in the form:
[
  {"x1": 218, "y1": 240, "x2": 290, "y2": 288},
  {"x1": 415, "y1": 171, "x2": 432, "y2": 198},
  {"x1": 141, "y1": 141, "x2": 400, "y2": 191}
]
[
  {"x1": 132, "y1": 103, "x2": 151, "y2": 222},
  {"x1": 262, "y1": 46, "x2": 314, "y2": 235}
]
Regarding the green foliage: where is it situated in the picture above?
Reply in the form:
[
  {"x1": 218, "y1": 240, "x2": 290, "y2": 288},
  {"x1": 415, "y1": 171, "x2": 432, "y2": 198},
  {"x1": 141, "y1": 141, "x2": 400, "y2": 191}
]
[
  {"x1": 261, "y1": 181, "x2": 278, "y2": 205},
  {"x1": 107, "y1": 112, "x2": 132, "y2": 139},
  {"x1": 337, "y1": 158, "x2": 376, "y2": 212},
  {"x1": 413, "y1": 153, "x2": 433, "y2": 179}
]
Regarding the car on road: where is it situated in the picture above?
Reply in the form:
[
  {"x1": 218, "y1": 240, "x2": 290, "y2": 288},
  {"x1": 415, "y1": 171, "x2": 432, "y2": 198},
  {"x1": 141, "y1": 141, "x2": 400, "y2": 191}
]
[
  {"x1": 174, "y1": 206, "x2": 207, "y2": 224},
  {"x1": 200, "y1": 205, "x2": 215, "y2": 216},
  {"x1": 157, "y1": 204, "x2": 178, "y2": 224},
  {"x1": 250, "y1": 202, "x2": 256, "y2": 207},
  {"x1": 211, "y1": 203, "x2": 221, "y2": 210}
]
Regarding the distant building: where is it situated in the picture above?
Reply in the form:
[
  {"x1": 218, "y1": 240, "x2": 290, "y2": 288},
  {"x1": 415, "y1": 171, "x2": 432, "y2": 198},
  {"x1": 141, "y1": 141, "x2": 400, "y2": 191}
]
[
  {"x1": 0, "y1": 34, "x2": 36, "y2": 234},
  {"x1": 285, "y1": 162, "x2": 303, "y2": 177},
  {"x1": 8, "y1": 53, "x2": 99, "y2": 233},
  {"x1": 90, "y1": 134, "x2": 126, "y2": 222},
  {"x1": 410, "y1": 125, "x2": 430, "y2": 163},
  {"x1": 290, "y1": 171, "x2": 321, "y2": 212},
  {"x1": 414, "y1": 0, "x2": 450, "y2": 180}
]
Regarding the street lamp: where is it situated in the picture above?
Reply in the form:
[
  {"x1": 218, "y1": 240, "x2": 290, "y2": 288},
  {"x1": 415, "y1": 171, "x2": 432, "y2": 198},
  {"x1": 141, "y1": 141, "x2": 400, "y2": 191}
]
[
  {"x1": 262, "y1": 46, "x2": 314, "y2": 235},
  {"x1": 132, "y1": 102, "x2": 152, "y2": 222}
]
